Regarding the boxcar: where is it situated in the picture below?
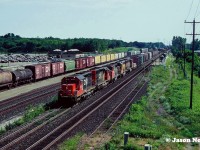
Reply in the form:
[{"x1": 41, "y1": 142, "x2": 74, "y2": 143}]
[
  {"x1": 51, "y1": 62, "x2": 65, "y2": 76},
  {"x1": 86, "y1": 56, "x2": 95, "y2": 67},
  {"x1": 95, "y1": 55, "x2": 101, "y2": 65},
  {"x1": 75, "y1": 57, "x2": 87, "y2": 70},
  {"x1": 0, "y1": 70, "x2": 13, "y2": 88},
  {"x1": 100, "y1": 55, "x2": 107, "y2": 63},
  {"x1": 25, "y1": 63, "x2": 51, "y2": 81},
  {"x1": 11, "y1": 69, "x2": 33, "y2": 84}
]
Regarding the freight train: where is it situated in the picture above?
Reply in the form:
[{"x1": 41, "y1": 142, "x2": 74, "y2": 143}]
[
  {"x1": 58, "y1": 49, "x2": 161, "y2": 106},
  {"x1": 0, "y1": 52, "x2": 128, "y2": 89},
  {"x1": 0, "y1": 49, "x2": 161, "y2": 89}
]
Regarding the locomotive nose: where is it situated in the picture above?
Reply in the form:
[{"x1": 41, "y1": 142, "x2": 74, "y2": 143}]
[
  {"x1": 61, "y1": 84, "x2": 67, "y2": 90},
  {"x1": 61, "y1": 84, "x2": 76, "y2": 96}
]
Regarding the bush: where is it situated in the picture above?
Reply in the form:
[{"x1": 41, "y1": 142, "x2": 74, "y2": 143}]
[
  {"x1": 159, "y1": 96, "x2": 166, "y2": 103},
  {"x1": 163, "y1": 102, "x2": 171, "y2": 113},
  {"x1": 179, "y1": 116, "x2": 191, "y2": 125},
  {"x1": 104, "y1": 142, "x2": 117, "y2": 150},
  {"x1": 124, "y1": 144, "x2": 138, "y2": 150}
]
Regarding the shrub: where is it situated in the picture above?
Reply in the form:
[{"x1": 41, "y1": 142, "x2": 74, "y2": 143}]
[
  {"x1": 179, "y1": 116, "x2": 191, "y2": 125},
  {"x1": 104, "y1": 142, "x2": 117, "y2": 150},
  {"x1": 159, "y1": 96, "x2": 166, "y2": 103}
]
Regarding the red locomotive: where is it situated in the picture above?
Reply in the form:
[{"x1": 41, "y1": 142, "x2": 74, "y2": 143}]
[
  {"x1": 58, "y1": 58, "x2": 136, "y2": 106},
  {"x1": 58, "y1": 67, "x2": 113, "y2": 105}
]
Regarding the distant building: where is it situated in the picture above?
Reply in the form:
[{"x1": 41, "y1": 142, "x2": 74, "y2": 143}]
[
  {"x1": 48, "y1": 49, "x2": 62, "y2": 58},
  {"x1": 195, "y1": 50, "x2": 200, "y2": 56},
  {"x1": 62, "y1": 49, "x2": 84, "y2": 59}
]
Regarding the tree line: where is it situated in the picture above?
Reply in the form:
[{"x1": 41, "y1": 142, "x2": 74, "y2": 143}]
[
  {"x1": 0, "y1": 33, "x2": 165, "y2": 54},
  {"x1": 172, "y1": 36, "x2": 200, "y2": 77}
]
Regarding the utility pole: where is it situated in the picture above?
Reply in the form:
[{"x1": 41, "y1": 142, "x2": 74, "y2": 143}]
[
  {"x1": 185, "y1": 19, "x2": 200, "y2": 109},
  {"x1": 183, "y1": 44, "x2": 186, "y2": 78}
]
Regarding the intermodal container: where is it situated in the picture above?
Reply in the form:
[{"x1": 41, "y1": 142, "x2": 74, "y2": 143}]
[
  {"x1": 148, "y1": 52, "x2": 152, "y2": 60},
  {"x1": 100, "y1": 55, "x2": 107, "y2": 63},
  {"x1": 141, "y1": 53, "x2": 149, "y2": 62},
  {"x1": 106, "y1": 54, "x2": 111, "y2": 62},
  {"x1": 118, "y1": 53, "x2": 122, "y2": 59},
  {"x1": 110, "y1": 54, "x2": 115, "y2": 60},
  {"x1": 124, "y1": 52, "x2": 127, "y2": 57},
  {"x1": 138, "y1": 54, "x2": 144, "y2": 64},
  {"x1": 115, "y1": 53, "x2": 119, "y2": 60},
  {"x1": 121, "y1": 52, "x2": 125, "y2": 58},
  {"x1": 140, "y1": 48, "x2": 148, "y2": 53}
]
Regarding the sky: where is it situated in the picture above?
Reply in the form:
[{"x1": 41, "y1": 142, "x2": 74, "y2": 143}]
[{"x1": 0, "y1": 0, "x2": 200, "y2": 44}]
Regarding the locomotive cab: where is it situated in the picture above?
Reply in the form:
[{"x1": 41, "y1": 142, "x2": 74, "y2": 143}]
[
  {"x1": 59, "y1": 76, "x2": 84, "y2": 102},
  {"x1": 61, "y1": 83, "x2": 76, "y2": 96}
]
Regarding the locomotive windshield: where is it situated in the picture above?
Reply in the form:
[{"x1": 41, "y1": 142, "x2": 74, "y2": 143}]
[{"x1": 66, "y1": 78, "x2": 77, "y2": 84}]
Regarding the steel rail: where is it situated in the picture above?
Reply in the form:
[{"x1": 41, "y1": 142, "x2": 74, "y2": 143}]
[
  {"x1": 31, "y1": 64, "x2": 147, "y2": 150},
  {"x1": 0, "y1": 108, "x2": 69, "y2": 150}
]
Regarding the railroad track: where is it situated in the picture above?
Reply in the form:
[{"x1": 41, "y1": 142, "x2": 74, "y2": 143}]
[
  {"x1": 7, "y1": 58, "x2": 151, "y2": 150},
  {"x1": 0, "y1": 108, "x2": 70, "y2": 150},
  {"x1": 35, "y1": 66, "x2": 147, "y2": 150},
  {"x1": 84, "y1": 80, "x2": 148, "y2": 149},
  {"x1": 0, "y1": 57, "x2": 134, "y2": 123},
  {"x1": 0, "y1": 83, "x2": 60, "y2": 123},
  {"x1": 0, "y1": 108, "x2": 62, "y2": 147},
  {"x1": 0, "y1": 53, "x2": 163, "y2": 149}
]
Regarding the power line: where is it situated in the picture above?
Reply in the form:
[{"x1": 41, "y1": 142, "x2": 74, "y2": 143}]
[
  {"x1": 195, "y1": 0, "x2": 200, "y2": 17},
  {"x1": 196, "y1": 11, "x2": 200, "y2": 18},
  {"x1": 186, "y1": 0, "x2": 195, "y2": 20},
  {"x1": 185, "y1": 19, "x2": 200, "y2": 109}
]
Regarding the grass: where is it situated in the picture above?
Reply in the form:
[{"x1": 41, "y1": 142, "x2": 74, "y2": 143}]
[
  {"x1": 58, "y1": 133, "x2": 83, "y2": 150},
  {"x1": 0, "y1": 105, "x2": 45, "y2": 135},
  {"x1": 97, "y1": 54, "x2": 200, "y2": 150},
  {"x1": 103, "y1": 47, "x2": 139, "y2": 54},
  {"x1": 58, "y1": 54, "x2": 200, "y2": 150}
]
